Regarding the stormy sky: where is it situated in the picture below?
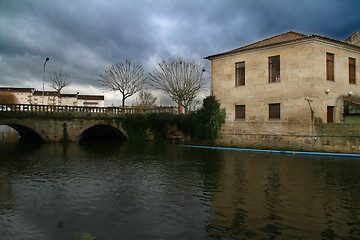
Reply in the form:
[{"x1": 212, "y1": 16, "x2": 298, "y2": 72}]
[{"x1": 0, "y1": 0, "x2": 359, "y2": 106}]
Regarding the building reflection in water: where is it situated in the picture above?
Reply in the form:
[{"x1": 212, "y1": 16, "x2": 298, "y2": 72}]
[{"x1": 204, "y1": 150, "x2": 360, "y2": 239}]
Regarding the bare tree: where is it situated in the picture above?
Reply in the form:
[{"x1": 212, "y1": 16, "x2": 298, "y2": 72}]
[
  {"x1": 99, "y1": 60, "x2": 146, "y2": 108},
  {"x1": 149, "y1": 58, "x2": 208, "y2": 113},
  {"x1": 0, "y1": 92, "x2": 17, "y2": 104},
  {"x1": 185, "y1": 98, "x2": 202, "y2": 112},
  {"x1": 134, "y1": 90, "x2": 157, "y2": 108},
  {"x1": 49, "y1": 71, "x2": 70, "y2": 105}
]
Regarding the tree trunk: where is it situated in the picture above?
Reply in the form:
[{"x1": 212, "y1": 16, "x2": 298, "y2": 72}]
[
  {"x1": 178, "y1": 100, "x2": 183, "y2": 114},
  {"x1": 122, "y1": 94, "x2": 125, "y2": 110}
]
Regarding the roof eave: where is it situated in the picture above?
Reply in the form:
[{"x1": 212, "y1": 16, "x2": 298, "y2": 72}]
[{"x1": 205, "y1": 34, "x2": 360, "y2": 60}]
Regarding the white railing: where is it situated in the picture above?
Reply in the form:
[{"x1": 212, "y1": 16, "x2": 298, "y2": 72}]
[{"x1": 0, "y1": 104, "x2": 175, "y2": 115}]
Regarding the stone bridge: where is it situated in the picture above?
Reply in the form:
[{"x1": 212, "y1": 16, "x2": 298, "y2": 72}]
[{"x1": 0, "y1": 104, "x2": 175, "y2": 143}]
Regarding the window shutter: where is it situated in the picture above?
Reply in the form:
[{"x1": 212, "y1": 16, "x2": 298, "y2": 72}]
[
  {"x1": 269, "y1": 103, "x2": 280, "y2": 119},
  {"x1": 326, "y1": 53, "x2": 334, "y2": 81}
]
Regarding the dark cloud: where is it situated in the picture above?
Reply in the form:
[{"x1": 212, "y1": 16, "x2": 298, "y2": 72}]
[{"x1": 0, "y1": 0, "x2": 359, "y2": 105}]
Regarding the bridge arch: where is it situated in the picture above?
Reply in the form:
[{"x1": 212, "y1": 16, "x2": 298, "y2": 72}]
[
  {"x1": 0, "y1": 123, "x2": 43, "y2": 142},
  {"x1": 78, "y1": 124, "x2": 128, "y2": 143},
  {"x1": 1, "y1": 112, "x2": 133, "y2": 143}
]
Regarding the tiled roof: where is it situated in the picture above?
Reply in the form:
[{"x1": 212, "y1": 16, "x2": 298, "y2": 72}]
[
  {"x1": 205, "y1": 31, "x2": 360, "y2": 60},
  {"x1": 230, "y1": 31, "x2": 307, "y2": 52}
]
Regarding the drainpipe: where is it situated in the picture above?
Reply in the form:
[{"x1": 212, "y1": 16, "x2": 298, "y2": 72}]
[{"x1": 305, "y1": 97, "x2": 316, "y2": 141}]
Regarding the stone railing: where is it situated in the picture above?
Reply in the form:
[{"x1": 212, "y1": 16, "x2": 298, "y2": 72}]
[{"x1": 0, "y1": 104, "x2": 176, "y2": 115}]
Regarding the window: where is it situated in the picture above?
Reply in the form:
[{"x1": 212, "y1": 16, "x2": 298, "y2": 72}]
[
  {"x1": 326, "y1": 53, "x2": 334, "y2": 81},
  {"x1": 269, "y1": 56, "x2": 280, "y2": 83},
  {"x1": 269, "y1": 103, "x2": 280, "y2": 119},
  {"x1": 349, "y1": 58, "x2": 356, "y2": 84},
  {"x1": 235, "y1": 62, "x2": 245, "y2": 86},
  {"x1": 235, "y1": 105, "x2": 245, "y2": 120},
  {"x1": 327, "y1": 106, "x2": 334, "y2": 123}
]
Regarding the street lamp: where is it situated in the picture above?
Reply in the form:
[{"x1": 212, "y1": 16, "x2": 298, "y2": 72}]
[
  {"x1": 202, "y1": 68, "x2": 212, "y2": 96},
  {"x1": 42, "y1": 57, "x2": 50, "y2": 105}
]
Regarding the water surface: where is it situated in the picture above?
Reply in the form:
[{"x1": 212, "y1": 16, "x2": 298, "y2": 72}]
[{"x1": 0, "y1": 142, "x2": 359, "y2": 239}]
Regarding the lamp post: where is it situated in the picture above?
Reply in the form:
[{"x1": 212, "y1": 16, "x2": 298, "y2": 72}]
[
  {"x1": 202, "y1": 68, "x2": 212, "y2": 96},
  {"x1": 42, "y1": 57, "x2": 50, "y2": 105}
]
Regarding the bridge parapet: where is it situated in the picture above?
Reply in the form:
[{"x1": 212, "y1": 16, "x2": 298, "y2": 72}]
[
  {"x1": 0, "y1": 104, "x2": 177, "y2": 142},
  {"x1": 0, "y1": 104, "x2": 176, "y2": 115}
]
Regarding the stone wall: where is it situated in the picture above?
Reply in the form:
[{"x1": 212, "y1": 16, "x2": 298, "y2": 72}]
[
  {"x1": 217, "y1": 123, "x2": 360, "y2": 153},
  {"x1": 314, "y1": 123, "x2": 360, "y2": 153}
]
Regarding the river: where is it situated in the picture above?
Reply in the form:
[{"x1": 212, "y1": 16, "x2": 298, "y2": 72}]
[{"x1": 0, "y1": 142, "x2": 359, "y2": 240}]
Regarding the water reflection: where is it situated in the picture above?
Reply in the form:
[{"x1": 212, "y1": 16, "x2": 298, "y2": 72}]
[
  {"x1": 204, "y1": 151, "x2": 360, "y2": 239},
  {"x1": 0, "y1": 142, "x2": 359, "y2": 239}
]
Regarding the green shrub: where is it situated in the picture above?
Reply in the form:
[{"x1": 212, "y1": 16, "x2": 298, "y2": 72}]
[
  {"x1": 117, "y1": 96, "x2": 225, "y2": 144},
  {"x1": 121, "y1": 114, "x2": 149, "y2": 141},
  {"x1": 148, "y1": 113, "x2": 173, "y2": 141},
  {"x1": 193, "y1": 96, "x2": 226, "y2": 143}
]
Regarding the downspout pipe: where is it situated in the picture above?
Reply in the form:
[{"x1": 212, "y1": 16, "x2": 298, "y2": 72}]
[{"x1": 305, "y1": 97, "x2": 316, "y2": 140}]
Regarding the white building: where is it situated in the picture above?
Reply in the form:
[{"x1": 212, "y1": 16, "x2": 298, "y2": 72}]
[{"x1": 0, "y1": 87, "x2": 105, "y2": 107}]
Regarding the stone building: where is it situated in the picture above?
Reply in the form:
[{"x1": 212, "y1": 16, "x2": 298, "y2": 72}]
[{"x1": 205, "y1": 31, "x2": 360, "y2": 152}]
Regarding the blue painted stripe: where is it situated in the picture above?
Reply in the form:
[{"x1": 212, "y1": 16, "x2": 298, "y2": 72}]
[{"x1": 178, "y1": 145, "x2": 360, "y2": 158}]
